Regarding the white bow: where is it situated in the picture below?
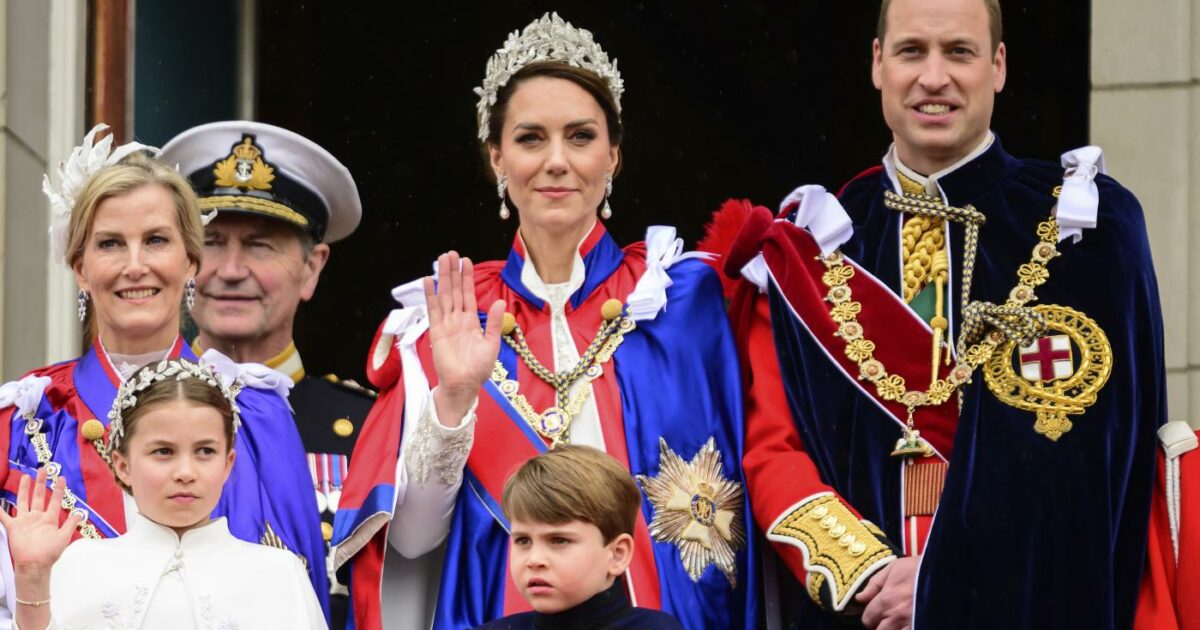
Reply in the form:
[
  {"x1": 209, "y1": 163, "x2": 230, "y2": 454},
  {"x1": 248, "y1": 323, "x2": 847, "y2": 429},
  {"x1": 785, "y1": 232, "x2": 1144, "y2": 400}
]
[
  {"x1": 627, "y1": 225, "x2": 708, "y2": 321},
  {"x1": 0, "y1": 375, "x2": 52, "y2": 419},
  {"x1": 1058, "y1": 146, "x2": 1106, "y2": 244},
  {"x1": 384, "y1": 277, "x2": 431, "y2": 347},
  {"x1": 200, "y1": 349, "x2": 294, "y2": 402},
  {"x1": 780, "y1": 185, "x2": 853, "y2": 255},
  {"x1": 391, "y1": 277, "x2": 427, "y2": 309}
]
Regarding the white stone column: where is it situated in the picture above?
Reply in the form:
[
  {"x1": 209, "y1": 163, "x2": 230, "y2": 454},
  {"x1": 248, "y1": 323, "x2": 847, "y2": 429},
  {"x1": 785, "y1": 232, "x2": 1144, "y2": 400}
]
[
  {"x1": 0, "y1": 0, "x2": 84, "y2": 380},
  {"x1": 1091, "y1": 0, "x2": 1196, "y2": 426}
]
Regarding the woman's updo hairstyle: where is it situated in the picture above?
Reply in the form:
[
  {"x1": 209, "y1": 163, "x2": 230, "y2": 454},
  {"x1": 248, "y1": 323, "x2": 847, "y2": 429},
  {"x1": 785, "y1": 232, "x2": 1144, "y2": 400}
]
[{"x1": 483, "y1": 61, "x2": 624, "y2": 152}]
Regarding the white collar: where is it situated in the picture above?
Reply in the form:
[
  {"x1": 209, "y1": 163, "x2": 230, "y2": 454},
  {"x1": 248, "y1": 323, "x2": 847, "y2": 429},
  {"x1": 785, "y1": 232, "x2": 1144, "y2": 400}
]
[
  {"x1": 124, "y1": 511, "x2": 231, "y2": 550},
  {"x1": 101, "y1": 339, "x2": 177, "y2": 382},
  {"x1": 518, "y1": 232, "x2": 587, "y2": 310},
  {"x1": 884, "y1": 132, "x2": 995, "y2": 199}
]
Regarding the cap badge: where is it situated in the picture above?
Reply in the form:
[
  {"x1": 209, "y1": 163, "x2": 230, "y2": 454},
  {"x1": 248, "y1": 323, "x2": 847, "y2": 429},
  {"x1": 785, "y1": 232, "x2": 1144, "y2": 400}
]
[{"x1": 213, "y1": 135, "x2": 275, "y2": 191}]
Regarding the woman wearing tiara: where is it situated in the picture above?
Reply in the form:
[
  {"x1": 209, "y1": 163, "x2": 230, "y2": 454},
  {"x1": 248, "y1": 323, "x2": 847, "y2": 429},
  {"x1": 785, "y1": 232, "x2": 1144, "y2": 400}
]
[
  {"x1": 0, "y1": 129, "x2": 329, "y2": 622},
  {"x1": 3, "y1": 358, "x2": 325, "y2": 629},
  {"x1": 333, "y1": 13, "x2": 759, "y2": 630}
]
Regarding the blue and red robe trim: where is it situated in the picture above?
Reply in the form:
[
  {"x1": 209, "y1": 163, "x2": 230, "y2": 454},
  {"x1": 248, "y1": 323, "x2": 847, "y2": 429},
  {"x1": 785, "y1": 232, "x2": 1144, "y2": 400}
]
[{"x1": 334, "y1": 222, "x2": 759, "y2": 630}]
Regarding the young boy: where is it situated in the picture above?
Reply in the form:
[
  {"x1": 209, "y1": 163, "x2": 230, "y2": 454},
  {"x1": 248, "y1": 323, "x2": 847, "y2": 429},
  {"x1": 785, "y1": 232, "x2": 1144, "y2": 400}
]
[{"x1": 478, "y1": 445, "x2": 684, "y2": 629}]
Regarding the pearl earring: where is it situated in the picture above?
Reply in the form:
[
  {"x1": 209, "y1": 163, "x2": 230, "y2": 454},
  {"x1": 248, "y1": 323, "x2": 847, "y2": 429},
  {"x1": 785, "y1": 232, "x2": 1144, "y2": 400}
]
[
  {"x1": 601, "y1": 174, "x2": 614, "y2": 220},
  {"x1": 497, "y1": 174, "x2": 510, "y2": 220}
]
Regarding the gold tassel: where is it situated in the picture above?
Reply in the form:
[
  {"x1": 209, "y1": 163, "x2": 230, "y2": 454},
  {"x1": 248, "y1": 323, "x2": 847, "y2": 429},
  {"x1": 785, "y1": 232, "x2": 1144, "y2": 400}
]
[{"x1": 929, "y1": 248, "x2": 949, "y2": 386}]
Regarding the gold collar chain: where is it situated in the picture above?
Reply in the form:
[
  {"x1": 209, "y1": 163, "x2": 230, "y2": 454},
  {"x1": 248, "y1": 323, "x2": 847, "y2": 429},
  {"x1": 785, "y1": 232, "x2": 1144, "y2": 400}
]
[
  {"x1": 820, "y1": 213, "x2": 1061, "y2": 457},
  {"x1": 493, "y1": 299, "x2": 635, "y2": 446}
]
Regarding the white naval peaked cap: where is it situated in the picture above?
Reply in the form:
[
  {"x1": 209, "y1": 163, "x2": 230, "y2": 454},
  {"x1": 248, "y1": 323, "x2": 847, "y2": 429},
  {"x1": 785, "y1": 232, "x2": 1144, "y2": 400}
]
[{"x1": 160, "y1": 120, "x2": 362, "y2": 243}]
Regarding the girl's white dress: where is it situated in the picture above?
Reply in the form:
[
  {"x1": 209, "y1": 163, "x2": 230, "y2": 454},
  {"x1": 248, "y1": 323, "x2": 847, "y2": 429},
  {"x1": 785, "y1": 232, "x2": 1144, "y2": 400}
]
[{"x1": 32, "y1": 513, "x2": 325, "y2": 629}]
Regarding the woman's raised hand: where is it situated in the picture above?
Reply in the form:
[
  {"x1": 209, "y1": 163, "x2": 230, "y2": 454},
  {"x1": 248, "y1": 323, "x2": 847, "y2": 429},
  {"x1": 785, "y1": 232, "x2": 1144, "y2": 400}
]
[
  {"x1": 426, "y1": 251, "x2": 506, "y2": 426},
  {"x1": 0, "y1": 468, "x2": 82, "y2": 573}
]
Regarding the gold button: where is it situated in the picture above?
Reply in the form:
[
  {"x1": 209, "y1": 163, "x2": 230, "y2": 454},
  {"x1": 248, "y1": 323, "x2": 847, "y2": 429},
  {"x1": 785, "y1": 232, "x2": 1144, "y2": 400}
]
[
  {"x1": 838, "y1": 534, "x2": 857, "y2": 547},
  {"x1": 501, "y1": 312, "x2": 517, "y2": 335},
  {"x1": 321, "y1": 521, "x2": 334, "y2": 541},
  {"x1": 849, "y1": 542, "x2": 867, "y2": 556},
  {"x1": 820, "y1": 515, "x2": 838, "y2": 529},
  {"x1": 810, "y1": 505, "x2": 829, "y2": 519},
  {"x1": 80, "y1": 419, "x2": 105, "y2": 441},
  {"x1": 830, "y1": 524, "x2": 847, "y2": 538},
  {"x1": 333, "y1": 418, "x2": 354, "y2": 437}
]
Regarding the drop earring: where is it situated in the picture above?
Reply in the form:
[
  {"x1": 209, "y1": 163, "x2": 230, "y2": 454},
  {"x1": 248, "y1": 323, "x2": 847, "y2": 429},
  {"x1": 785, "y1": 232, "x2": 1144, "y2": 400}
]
[
  {"x1": 601, "y1": 174, "x2": 614, "y2": 220},
  {"x1": 185, "y1": 277, "x2": 196, "y2": 312},
  {"x1": 77, "y1": 289, "x2": 88, "y2": 322},
  {"x1": 497, "y1": 174, "x2": 510, "y2": 220}
]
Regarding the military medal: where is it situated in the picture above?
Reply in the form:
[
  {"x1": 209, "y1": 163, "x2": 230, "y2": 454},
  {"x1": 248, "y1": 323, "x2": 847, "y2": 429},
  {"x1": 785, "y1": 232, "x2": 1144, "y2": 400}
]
[
  {"x1": 327, "y1": 455, "x2": 345, "y2": 513},
  {"x1": 308, "y1": 453, "x2": 327, "y2": 513},
  {"x1": 320, "y1": 454, "x2": 332, "y2": 514}
]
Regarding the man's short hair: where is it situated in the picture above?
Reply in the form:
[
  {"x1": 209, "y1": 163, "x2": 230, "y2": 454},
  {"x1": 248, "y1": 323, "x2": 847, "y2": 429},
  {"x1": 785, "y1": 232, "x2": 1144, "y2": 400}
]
[
  {"x1": 877, "y1": 0, "x2": 1003, "y2": 55},
  {"x1": 502, "y1": 445, "x2": 641, "y2": 544}
]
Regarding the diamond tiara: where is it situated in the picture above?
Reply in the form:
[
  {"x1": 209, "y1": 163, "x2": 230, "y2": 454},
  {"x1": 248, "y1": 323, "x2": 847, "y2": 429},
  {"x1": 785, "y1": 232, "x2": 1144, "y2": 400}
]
[
  {"x1": 107, "y1": 358, "x2": 242, "y2": 453},
  {"x1": 474, "y1": 12, "x2": 624, "y2": 143}
]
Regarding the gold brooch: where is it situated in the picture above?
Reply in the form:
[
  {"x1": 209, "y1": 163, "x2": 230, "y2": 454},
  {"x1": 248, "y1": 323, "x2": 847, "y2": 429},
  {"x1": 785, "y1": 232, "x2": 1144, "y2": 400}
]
[
  {"x1": 213, "y1": 135, "x2": 275, "y2": 191},
  {"x1": 637, "y1": 437, "x2": 745, "y2": 587},
  {"x1": 984, "y1": 304, "x2": 1113, "y2": 440}
]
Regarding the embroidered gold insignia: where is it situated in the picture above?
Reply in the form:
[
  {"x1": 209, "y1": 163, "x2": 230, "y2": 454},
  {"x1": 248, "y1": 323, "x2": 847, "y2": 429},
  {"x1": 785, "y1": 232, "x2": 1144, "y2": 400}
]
[
  {"x1": 636, "y1": 437, "x2": 745, "y2": 587},
  {"x1": 984, "y1": 304, "x2": 1112, "y2": 440},
  {"x1": 213, "y1": 136, "x2": 275, "y2": 191}
]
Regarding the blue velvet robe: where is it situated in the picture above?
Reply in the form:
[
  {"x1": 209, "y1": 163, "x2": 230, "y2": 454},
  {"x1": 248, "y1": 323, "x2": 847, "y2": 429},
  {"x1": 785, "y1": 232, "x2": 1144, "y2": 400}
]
[{"x1": 766, "y1": 139, "x2": 1164, "y2": 629}]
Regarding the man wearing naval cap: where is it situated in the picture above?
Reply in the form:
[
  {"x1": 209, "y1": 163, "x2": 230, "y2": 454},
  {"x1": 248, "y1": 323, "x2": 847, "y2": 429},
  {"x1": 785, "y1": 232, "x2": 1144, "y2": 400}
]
[{"x1": 160, "y1": 121, "x2": 373, "y2": 628}]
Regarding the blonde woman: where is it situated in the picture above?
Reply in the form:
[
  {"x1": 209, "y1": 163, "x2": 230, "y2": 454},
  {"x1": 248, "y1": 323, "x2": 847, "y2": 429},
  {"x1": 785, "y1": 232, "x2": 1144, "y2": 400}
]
[{"x1": 0, "y1": 127, "x2": 328, "y2": 623}]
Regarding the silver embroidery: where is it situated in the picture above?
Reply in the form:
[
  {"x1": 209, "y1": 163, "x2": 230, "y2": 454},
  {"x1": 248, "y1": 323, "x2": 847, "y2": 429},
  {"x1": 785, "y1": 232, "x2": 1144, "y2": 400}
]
[
  {"x1": 406, "y1": 397, "x2": 474, "y2": 486},
  {"x1": 199, "y1": 595, "x2": 240, "y2": 630}
]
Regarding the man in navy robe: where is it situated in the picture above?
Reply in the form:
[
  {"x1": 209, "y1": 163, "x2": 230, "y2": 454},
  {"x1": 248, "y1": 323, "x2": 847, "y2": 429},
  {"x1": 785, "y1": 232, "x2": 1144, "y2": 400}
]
[{"x1": 714, "y1": 0, "x2": 1166, "y2": 628}]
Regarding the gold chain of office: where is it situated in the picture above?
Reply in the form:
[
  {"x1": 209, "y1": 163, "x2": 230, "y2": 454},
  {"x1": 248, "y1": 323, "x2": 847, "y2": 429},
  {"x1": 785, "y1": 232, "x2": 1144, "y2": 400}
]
[
  {"x1": 492, "y1": 298, "x2": 633, "y2": 446},
  {"x1": 819, "y1": 194, "x2": 1061, "y2": 450}
]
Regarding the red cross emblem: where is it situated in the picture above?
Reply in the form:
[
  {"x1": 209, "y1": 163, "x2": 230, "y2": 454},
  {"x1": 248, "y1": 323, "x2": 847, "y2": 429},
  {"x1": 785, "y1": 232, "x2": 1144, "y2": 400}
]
[{"x1": 1019, "y1": 335, "x2": 1074, "y2": 382}]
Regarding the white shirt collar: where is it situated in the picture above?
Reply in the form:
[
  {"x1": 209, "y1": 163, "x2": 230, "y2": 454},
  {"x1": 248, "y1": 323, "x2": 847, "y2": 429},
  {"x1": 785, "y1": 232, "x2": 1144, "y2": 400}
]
[
  {"x1": 883, "y1": 131, "x2": 995, "y2": 199},
  {"x1": 518, "y1": 232, "x2": 588, "y2": 309}
]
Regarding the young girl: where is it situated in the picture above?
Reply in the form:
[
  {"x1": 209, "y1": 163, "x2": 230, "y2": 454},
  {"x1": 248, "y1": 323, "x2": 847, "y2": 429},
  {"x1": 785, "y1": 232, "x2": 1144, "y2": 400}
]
[{"x1": 1, "y1": 358, "x2": 325, "y2": 629}]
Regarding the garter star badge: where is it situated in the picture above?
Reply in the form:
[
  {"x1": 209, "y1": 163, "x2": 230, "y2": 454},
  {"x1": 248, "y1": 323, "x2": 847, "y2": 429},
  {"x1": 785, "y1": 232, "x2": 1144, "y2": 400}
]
[
  {"x1": 984, "y1": 304, "x2": 1112, "y2": 440},
  {"x1": 636, "y1": 437, "x2": 745, "y2": 587}
]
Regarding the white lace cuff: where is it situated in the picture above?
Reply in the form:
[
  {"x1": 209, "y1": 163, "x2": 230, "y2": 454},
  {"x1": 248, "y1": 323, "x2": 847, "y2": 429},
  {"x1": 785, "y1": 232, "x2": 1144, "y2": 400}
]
[{"x1": 404, "y1": 392, "x2": 477, "y2": 486}]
